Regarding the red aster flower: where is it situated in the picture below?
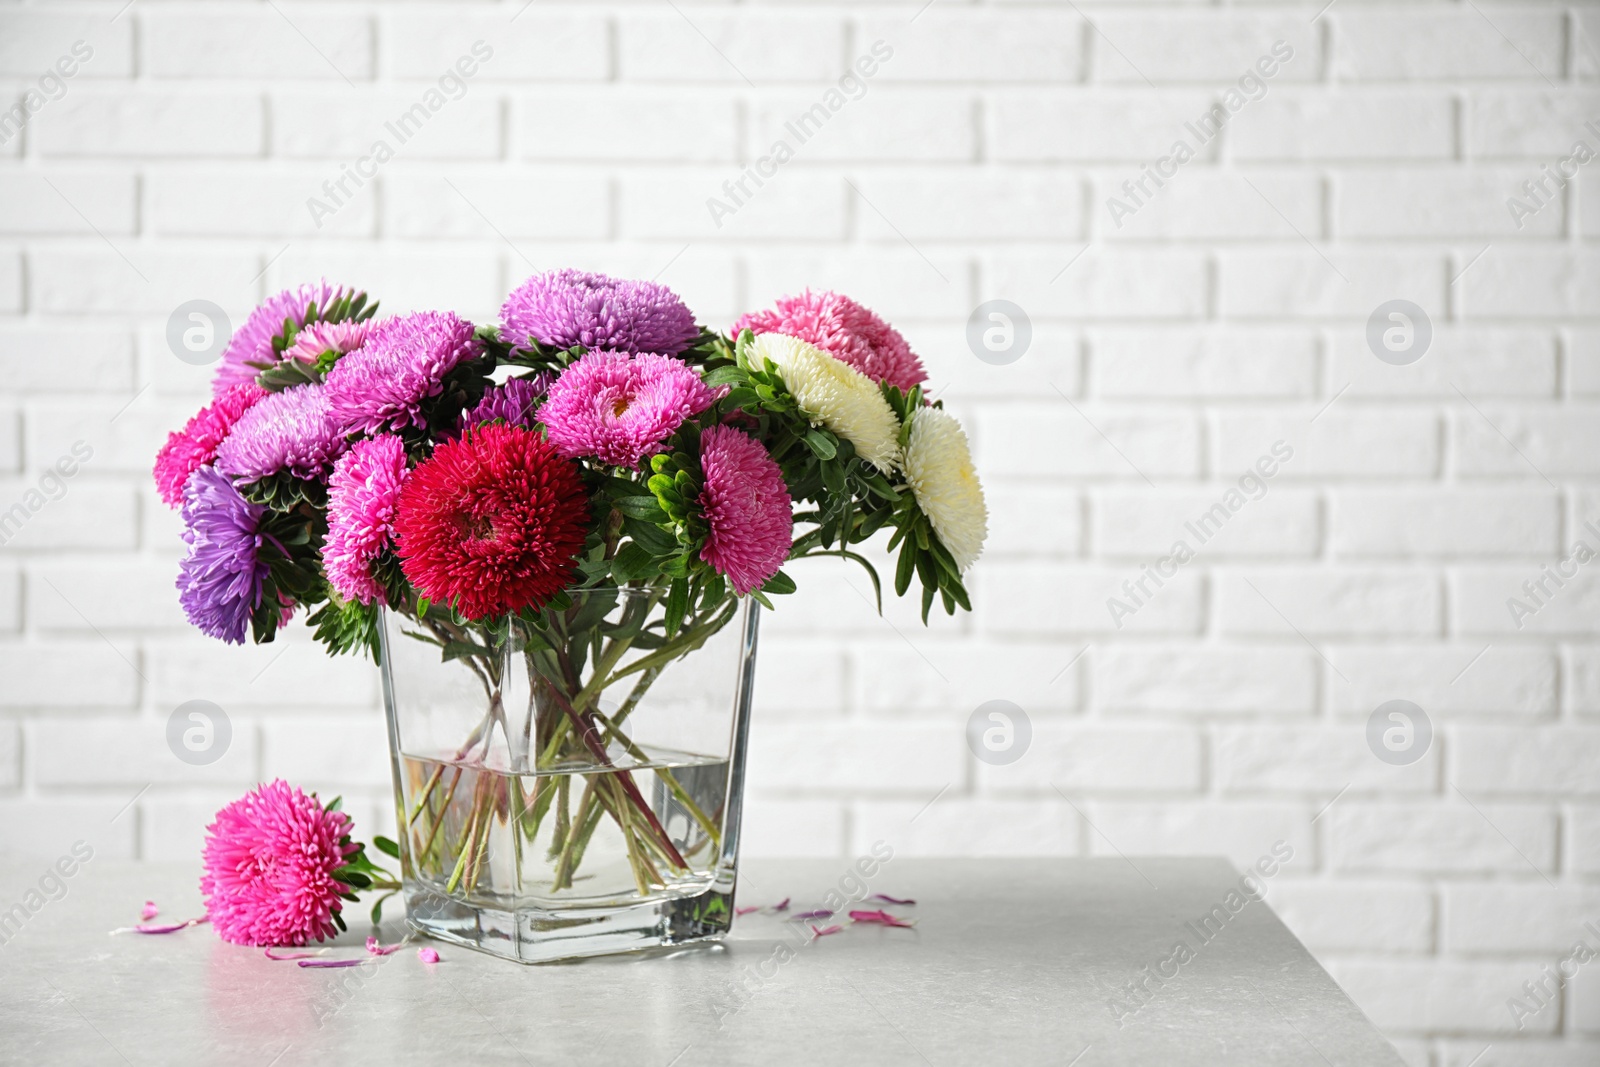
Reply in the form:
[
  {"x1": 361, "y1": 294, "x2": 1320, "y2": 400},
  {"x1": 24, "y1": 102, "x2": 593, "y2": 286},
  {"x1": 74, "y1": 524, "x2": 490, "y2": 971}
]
[{"x1": 394, "y1": 424, "x2": 590, "y2": 620}]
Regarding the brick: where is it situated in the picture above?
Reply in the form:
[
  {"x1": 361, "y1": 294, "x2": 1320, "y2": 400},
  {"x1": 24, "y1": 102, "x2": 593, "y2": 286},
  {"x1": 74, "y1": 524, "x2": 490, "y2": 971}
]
[
  {"x1": 261, "y1": 717, "x2": 389, "y2": 789},
  {"x1": 749, "y1": 722, "x2": 963, "y2": 792},
  {"x1": 1467, "y1": 92, "x2": 1600, "y2": 158},
  {"x1": 1094, "y1": 646, "x2": 1317, "y2": 716},
  {"x1": 864, "y1": 13, "x2": 1079, "y2": 83},
  {"x1": 981, "y1": 725, "x2": 1202, "y2": 793},
  {"x1": 1456, "y1": 406, "x2": 1600, "y2": 477},
  {"x1": 618, "y1": 13, "x2": 843, "y2": 83},
  {"x1": 975, "y1": 402, "x2": 1200, "y2": 480},
  {"x1": 1331, "y1": 489, "x2": 1560, "y2": 558},
  {"x1": 1337, "y1": 168, "x2": 1564, "y2": 238},
  {"x1": 1217, "y1": 568, "x2": 1441, "y2": 637},
  {"x1": 991, "y1": 91, "x2": 1222, "y2": 162},
  {"x1": 0, "y1": 324, "x2": 134, "y2": 393},
  {"x1": 1456, "y1": 567, "x2": 1600, "y2": 636},
  {"x1": 1442, "y1": 884, "x2": 1600, "y2": 952},
  {"x1": 0, "y1": 567, "x2": 16, "y2": 632},
  {"x1": 388, "y1": 172, "x2": 609, "y2": 241},
  {"x1": 1096, "y1": 171, "x2": 1321, "y2": 241},
  {"x1": 752, "y1": 636, "x2": 846, "y2": 718},
  {"x1": 1214, "y1": 411, "x2": 1440, "y2": 479},
  {"x1": 1093, "y1": 487, "x2": 1320, "y2": 558},
  {"x1": 1086, "y1": 803, "x2": 1310, "y2": 869},
  {"x1": 32, "y1": 90, "x2": 264, "y2": 157},
  {"x1": 0, "y1": 645, "x2": 137, "y2": 709},
  {"x1": 1091, "y1": 14, "x2": 1314, "y2": 83},
  {"x1": 30, "y1": 247, "x2": 261, "y2": 316},
  {"x1": 621, "y1": 172, "x2": 845, "y2": 241},
  {"x1": 1329, "y1": 328, "x2": 1557, "y2": 398},
  {"x1": 0, "y1": 800, "x2": 135, "y2": 860},
  {"x1": 146, "y1": 169, "x2": 376, "y2": 238},
  {"x1": 851, "y1": 797, "x2": 1079, "y2": 857},
  {"x1": 140, "y1": 794, "x2": 250, "y2": 864},
  {"x1": 269, "y1": 247, "x2": 502, "y2": 321},
  {"x1": 0, "y1": 171, "x2": 135, "y2": 235},
  {"x1": 1219, "y1": 249, "x2": 1446, "y2": 318},
  {"x1": 1328, "y1": 646, "x2": 1557, "y2": 719},
  {"x1": 0, "y1": 721, "x2": 18, "y2": 790},
  {"x1": 916, "y1": 322, "x2": 1083, "y2": 402},
  {"x1": 1215, "y1": 727, "x2": 1437, "y2": 795},
  {"x1": 1232, "y1": 93, "x2": 1455, "y2": 161},
  {"x1": 515, "y1": 92, "x2": 736, "y2": 162},
  {"x1": 0, "y1": 406, "x2": 17, "y2": 471},
  {"x1": 1329, "y1": 959, "x2": 1556, "y2": 1035},
  {"x1": 1454, "y1": 727, "x2": 1600, "y2": 797},
  {"x1": 0, "y1": 13, "x2": 133, "y2": 78},
  {"x1": 275, "y1": 89, "x2": 500, "y2": 160},
  {"x1": 749, "y1": 90, "x2": 975, "y2": 162},
  {"x1": 1579, "y1": 809, "x2": 1600, "y2": 874},
  {"x1": 1465, "y1": 251, "x2": 1600, "y2": 318},
  {"x1": 1327, "y1": 803, "x2": 1556, "y2": 874},
  {"x1": 145, "y1": 637, "x2": 377, "y2": 713},
  {"x1": 142, "y1": 11, "x2": 374, "y2": 80},
  {"x1": 746, "y1": 250, "x2": 971, "y2": 320},
  {"x1": 1092, "y1": 329, "x2": 1317, "y2": 399},
  {"x1": 1573, "y1": 330, "x2": 1600, "y2": 395},
  {"x1": 28, "y1": 717, "x2": 258, "y2": 788},
  {"x1": 1271, "y1": 882, "x2": 1434, "y2": 954},
  {"x1": 978, "y1": 564, "x2": 1204, "y2": 635},
  {"x1": 980, "y1": 483, "x2": 1082, "y2": 558},
  {"x1": 853, "y1": 171, "x2": 1082, "y2": 241},
  {"x1": 0, "y1": 250, "x2": 18, "y2": 313},
  {"x1": 384, "y1": 13, "x2": 605, "y2": 81},
  {"x1": 0, "y1": 482, "x2": 137, "y2": 552},
  {"x1": 28, "y1": 398, "x2": 196, "y2": 475},
  {"x1": 984, "y1": 249, "x2": 1209, "y2": 321},
  {"x1": 851, "y1": 639, "x2": 1079, "y2": 715},
  {"x1": 740, "y1": 797, "x2": 845, "y2": 858},
  {"x1": 29, "y1": 561, "x2": 188, "y2": 633},
  {"x1": 1333, "y1": 12, "x2": 1564, "y2": 81}
]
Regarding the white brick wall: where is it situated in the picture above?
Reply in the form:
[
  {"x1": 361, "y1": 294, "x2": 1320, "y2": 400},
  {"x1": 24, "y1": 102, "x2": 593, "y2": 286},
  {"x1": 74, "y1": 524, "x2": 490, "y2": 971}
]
[{"x1": 1, "y1": 1, "x2": 1597, "y2": 1060}]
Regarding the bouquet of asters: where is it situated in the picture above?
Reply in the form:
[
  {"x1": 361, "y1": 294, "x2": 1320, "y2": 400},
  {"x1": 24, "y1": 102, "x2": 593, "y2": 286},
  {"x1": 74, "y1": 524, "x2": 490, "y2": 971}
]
[{"x1": 155, "y1": 271, "x2": 986, "y2": 930}]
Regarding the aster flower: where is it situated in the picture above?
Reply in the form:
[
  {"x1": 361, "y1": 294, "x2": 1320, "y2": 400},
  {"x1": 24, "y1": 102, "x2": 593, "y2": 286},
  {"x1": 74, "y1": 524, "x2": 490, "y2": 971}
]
[
  {"x1": 281, "y1": 318, "x2": 372, "y2": 367},
  {"x1": 901, "y1": 407, "x2": 987, "y2": 572},
  {"x1": 697, "y1": 426, "x2": 793, "y2": 595},
  {"x1": 214, "y1": 382, "x2": 348, "y2": 483},
  {"x1": 324, "y1": 435, "x2": 408, "y2": 605},
  {"x1": 458, "y1": 374, "x2": 552, "y2": 434},
  {"x1": 735, "y1": 290, "x2": 926, "y2": 391},
  {"x1": 324, "y1": 311, "x2": 482, "y2": 436},
  {"x1": 501, "y1": 269, "x2": 699, "y2": 356},
  {"x1": 212, "y1": 281, "x2": 356, "y2": 396},
  {"x1": 540, "y1": 351, "x2": 716, "y2": 469},
  {"x1": 750, "y1": 333, "x2": 901, "y2": 473},
  {"x1": 153, "y1": 382, "x2": 266, "y2": 508},
  {"x1": 394, "y1": 424, "x2": 590, "y2": 620},
  {"x1": 200, "y1": 780, "x2": 358, "y2": 947},
  {"x1": 177, "y1": 466, "x2": 268, "y2": 645}
]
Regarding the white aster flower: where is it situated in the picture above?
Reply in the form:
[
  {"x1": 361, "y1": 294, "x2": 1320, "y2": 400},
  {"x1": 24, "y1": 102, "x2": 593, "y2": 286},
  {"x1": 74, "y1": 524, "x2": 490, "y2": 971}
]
[
  {"x1": 901, "y1": 406, "x2": 987, "y2": 572},
  {"x1": 750, "y1": 333, "x2": 901, "y2": 473}
]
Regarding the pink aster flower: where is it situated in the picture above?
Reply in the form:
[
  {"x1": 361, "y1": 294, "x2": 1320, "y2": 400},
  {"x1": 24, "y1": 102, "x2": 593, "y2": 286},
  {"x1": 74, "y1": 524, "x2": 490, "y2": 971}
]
[
  {"x1": 501, "y1": 269, "x2": 700, "y2": 356},
  {"x1": 734, "y1": 290, "x2": 926, "y2": 391},
  {"x1": 323, "y1": 311, "x2": 482, "y2": 436},
  {"x1": 214, "y1": 382, "x2": 348, "y2": 483},
  {"x1": 324, "y1": 435, "x2": 408, "y2": 605},
  {"x1": 281, "y1": 318, "x2": 373, "y2": 367},
  {"x1": 540, "y1": 351, "x2": 716, "y2": 469},
  {"x1": 697, "y1": 426, "x2": 792, "y2": 595},
  {"x1": 201, "y1": 780, "x2": 357, "y2": 947},
  {"x1": 153, "y1": 382, "x2": 266, "y2": 508},
  {"x1": 212, "y1": 281, "x2": 358, "y2": 396}
]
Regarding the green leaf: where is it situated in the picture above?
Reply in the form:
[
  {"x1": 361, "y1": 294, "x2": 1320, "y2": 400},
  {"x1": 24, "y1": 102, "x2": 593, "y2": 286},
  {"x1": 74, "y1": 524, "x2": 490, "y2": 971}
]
[
  {"x1": 802, "y1": 428, "x2": 837, "y2": 460},
  {"x1": 613, "y1": 495, "x2": 668, "y2": 521},
  {"x1": 761, "y1": 569, "x2": 796, "y2": 596},
  {"x1": 610, "y1": 542, "x2": 657, "y2": 583},
  {"x1": 664, "y1": 577, "x2": 689, "y2": 637},
  {"x1": 372, "y1": 835, "x2": 400, "y2": 859},
  {"x1": 894, "y1": 538, "x2": 917, "y2": 598}
]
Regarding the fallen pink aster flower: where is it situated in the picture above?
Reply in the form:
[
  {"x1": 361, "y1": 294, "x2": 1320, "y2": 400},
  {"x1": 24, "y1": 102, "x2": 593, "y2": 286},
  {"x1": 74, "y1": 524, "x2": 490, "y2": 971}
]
[
  {"x1": 848, "y1": 909, "x2": 917, "y2": 929},
  {"x1": 868, "y1": 893, "x2": 916, "y2": 906},
  {"x1": 790, "y1": 908, "x2": 834, "y2": 921},
  {"x1": 366, "y1": 936, "x2": 404, "y2": 957},
  {"x1": 811, "y1": 924, "x2": 843, "y2": 938},
  {"x1": 141, "y1": 901, "x2": 160, "y2": 921},
  {"x1": 418, "y1": 947, "x2": 440, "y2": 964}
]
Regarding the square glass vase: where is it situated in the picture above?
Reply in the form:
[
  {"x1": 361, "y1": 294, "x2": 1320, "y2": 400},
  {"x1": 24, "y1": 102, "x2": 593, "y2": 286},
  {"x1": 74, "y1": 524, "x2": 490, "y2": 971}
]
[{"x1": 377, "y1": 588, "x2": 759, "y2": 964}]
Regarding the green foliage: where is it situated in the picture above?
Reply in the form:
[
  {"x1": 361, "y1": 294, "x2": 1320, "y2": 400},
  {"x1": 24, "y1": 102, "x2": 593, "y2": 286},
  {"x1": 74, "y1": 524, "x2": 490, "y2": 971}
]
[{"x1": 252, "y1": 291, "x2": 379, "y2": 390}]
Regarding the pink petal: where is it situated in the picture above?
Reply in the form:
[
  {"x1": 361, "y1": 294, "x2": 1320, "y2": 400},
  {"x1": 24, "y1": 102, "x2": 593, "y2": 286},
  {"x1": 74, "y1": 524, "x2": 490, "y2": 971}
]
[
  {"x1": 365, "y1": 937, "x2": 404, "y2": 957},
  {"x1": 112, "y1": 916, "x2": 209, "y2": 936},
  {"x1": 772, "y1": 897, "x2": 791, "y2": 912},
  {"x1": 418, "y1": 947, "x2": 440, "y2": 964},
  {"x1": 848, "y1": 909, "x2": 917, "y2": 929},
  {"x1": 811, "y1": 924, "x2": 843, "y2": 937},
  {"x1": 735, "y1": 906, "x2": 761, "y2": 916},
  {"x1": 791, "y1": 908, "x2": 834, "y2": 921},
  {"x1": 264, "y1": 947, "x2": 327, "y2": 961},
  {"x1": 140, "y1": 901, "x2": 160, "y2": 921},
  {"x1": 869, "y1": 894, "x2": 915, "y2": 905},
  {"x1": 297, "y1": 958, "x2": 366, "y2": 969}
]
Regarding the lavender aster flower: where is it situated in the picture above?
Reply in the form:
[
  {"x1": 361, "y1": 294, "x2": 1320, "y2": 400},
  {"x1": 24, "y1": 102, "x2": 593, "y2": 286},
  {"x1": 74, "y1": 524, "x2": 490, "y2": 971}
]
[
  {"x1": 458, "y1": 375, "x2": 552, "y2": 434},
  {"x1": 215, "y1": 382, "x2": 348, "y2": 482},
  {"x1": 500, "y1": 269, "x2": 699, "y2": 356},
  {"x1": 323, "y1": 311, "x2": 482, "y2": 436},
  {"x1": 212, "y1": 281, "x2": 357, "y2": 397},
  {"x1": 177, "y1": 466, "x2": 268, "y2": 645}
]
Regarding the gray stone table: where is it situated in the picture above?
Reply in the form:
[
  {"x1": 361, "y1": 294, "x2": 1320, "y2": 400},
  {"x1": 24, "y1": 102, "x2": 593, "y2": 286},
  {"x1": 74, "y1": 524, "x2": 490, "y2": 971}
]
[{"x1": 0, "y1": 857, "x2": 1403, "y2": 1066}]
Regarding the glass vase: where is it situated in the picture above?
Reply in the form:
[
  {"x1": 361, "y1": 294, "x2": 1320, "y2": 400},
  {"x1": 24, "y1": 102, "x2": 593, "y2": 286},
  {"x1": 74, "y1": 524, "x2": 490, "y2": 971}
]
[{"x1": 377, "y1": 586, "x2": 759, "y2": 963}]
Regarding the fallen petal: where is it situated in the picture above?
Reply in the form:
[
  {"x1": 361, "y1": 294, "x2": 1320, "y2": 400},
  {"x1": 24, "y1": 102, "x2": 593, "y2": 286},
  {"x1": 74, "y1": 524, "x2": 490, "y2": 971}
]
[
  {"x1": 297, "y1": 958, "x2": 366, "y2": 969},
  {"x1": 365, "y1": 936, "x2": 404, "y2": 957},
  {"x1": 848, "y1": 909, "x2": 917, "y2": 929},
  {"x1": 869, "y1": 894, "x2": 916, "y2": 906},
  {"x1": 111, "y1": 916, "x2": 209, "y2": 936},
  {"x1": 264, "y1": 947, "x2": 327, "y2": 961},
  {"x1": 735, "y1": 906, "x2": 761, "y2": 916},
  {"x1": 772, "y1": 897, "x2": 791, "y2": 912},
  {"x1": 418, "y1": 947, "x2": 440, "y2": 964},
  {"x1": 140, "y1": 901, "x2": 160, "y2": 921},
  {"x1": 811, "y1": 924, "x2": 843, "y2": 937},
  {"x1": 790, "y1": 909, "x2": 834, "y2": 921}
]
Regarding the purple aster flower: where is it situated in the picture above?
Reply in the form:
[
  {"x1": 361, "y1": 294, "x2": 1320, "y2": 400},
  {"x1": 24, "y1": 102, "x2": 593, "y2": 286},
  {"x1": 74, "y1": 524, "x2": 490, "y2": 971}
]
[
  {"x1": 212, "y1": 281, "x2": 359, "y2": 397},
  {"x1": 540, "y1": 350, "x2": 716, "y2": 469},
  {"x1": 323, "y1": 311, "x2": 482, "y2": 436},
  {"x1": 214, "y1": 382, "x2": 348, "y2": 482},
  {"x1": 500, "y1": 269, "x2": 700, "y2": 356},
  {"x1": 458, "y1": 375, "x2": 552, "y2": 434},
  {"x1": 324, "y1": 435, "x2": 407, "y2": 606},
  {"x1": 177, "y1": 466, "x2": 269, "y2": 644}
]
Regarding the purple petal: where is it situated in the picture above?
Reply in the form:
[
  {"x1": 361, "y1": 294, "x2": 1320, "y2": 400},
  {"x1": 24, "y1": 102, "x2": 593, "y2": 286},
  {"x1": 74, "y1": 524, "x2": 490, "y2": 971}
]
[
  {"x1": 869, "y1": 894, "x2": 916, "y2": 906},
  {"x1": 791, "y1": 908, "x2": 834, "y2": 921}
]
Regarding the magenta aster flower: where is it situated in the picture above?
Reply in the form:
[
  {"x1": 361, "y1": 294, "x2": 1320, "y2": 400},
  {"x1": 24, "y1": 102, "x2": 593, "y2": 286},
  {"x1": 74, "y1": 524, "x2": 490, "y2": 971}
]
[
  {"x1": 214, "y1": 382, "x2": 348, "y2": 482},
  {"x1": 177, "y1": 466, "x2": 268, "y2": 645},
  {"x1": 734, "y1": 290, "x2": 926, "y2": 391},
  {"x1": 323, "y1": 311, "x2": 482, "y2": 436},
  {"x1": 324, "y1": 435, "x2": 407, "y2": 605},
  {"x1": 153, "y1": 383, "x2": 266, "y2": 508},
  {"x1": 697, "y1": 426, "x2": 792, "y2": 595},
  {"x1": 540, "y1": 351, "x2": 716, "y2": 469},
  {"x1": 200, "y1": 779, "x2": 358, "y2": 947},
  {"x1": 212, "y1": 281, "x2": 357, "y2": 396},
  {"x1": 501, "y1": 269, "x2": 699, "y2": 356},
  {"x1": 458, "y1": 374, "x2": 552, "y2": 434}
]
